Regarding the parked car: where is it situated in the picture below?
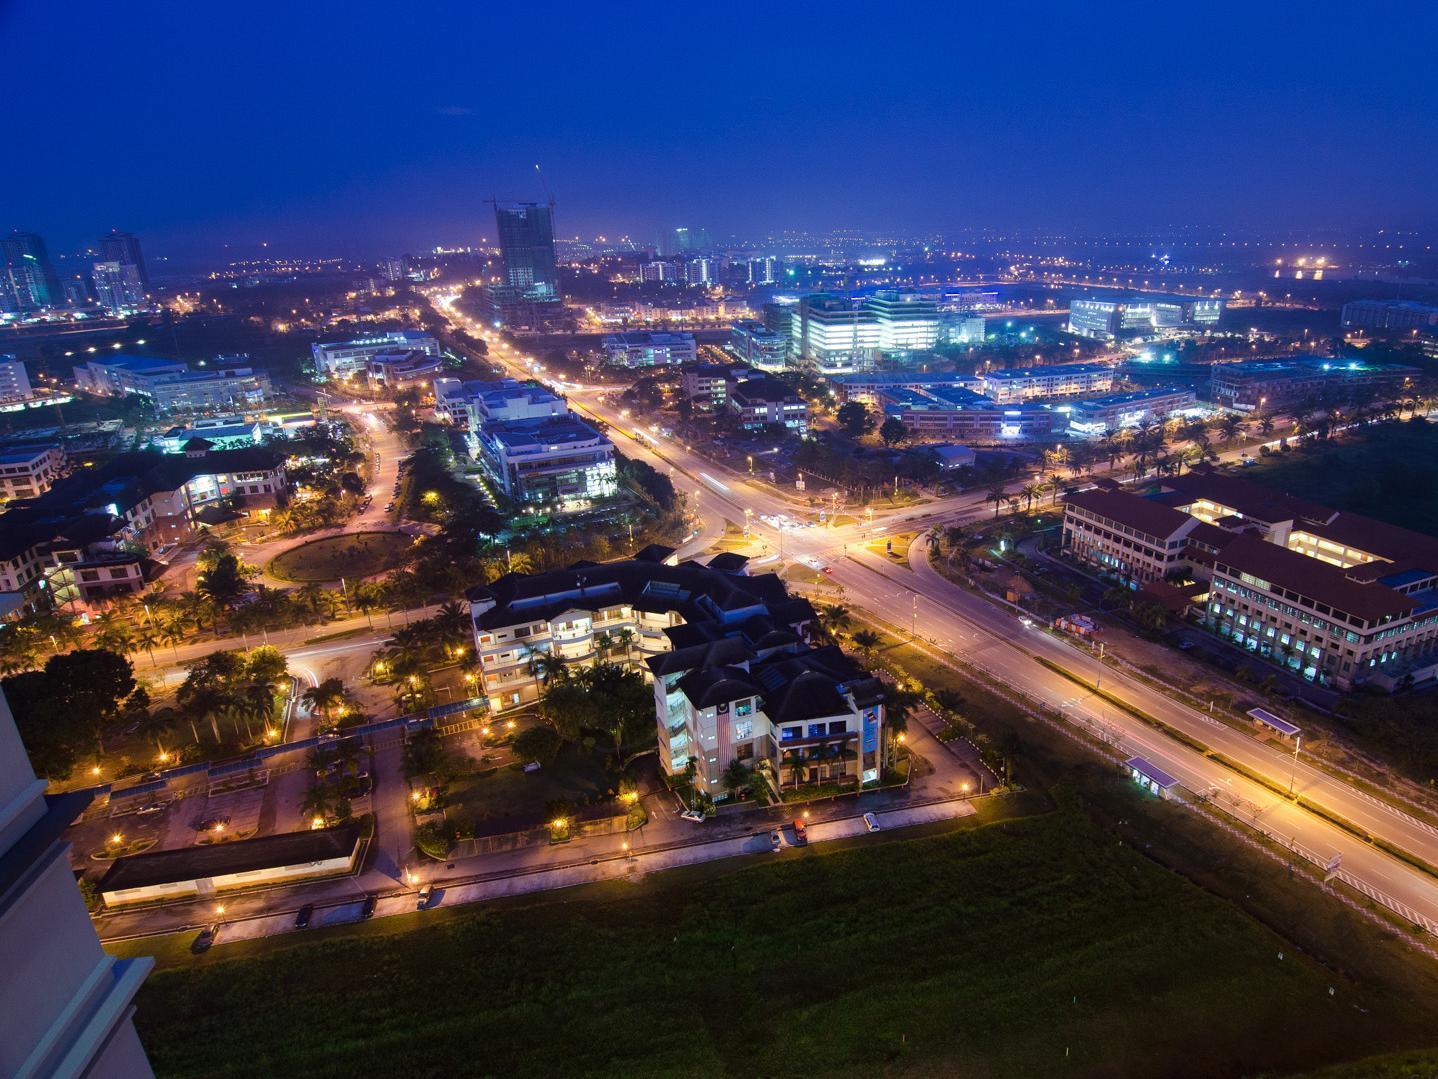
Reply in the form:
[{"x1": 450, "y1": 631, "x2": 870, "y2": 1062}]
[
  {"x1": 680, "y1": 808, "x2": 706, "y2": 823},
  {"x1": 135, "y1": 801, "x2": 167, "y2": 816},
  {"x1": 191, "y1": 923, "x2": 218, "y2": 953},
  {"x1": 792, "y1": 818, "x2": 808, "y2": 846},
  {"x1": 294, "y1": 904, "x2": 314, "y2": 929},
  {"x1": 769, "y1": 828, "x2": 782, "y2": 853},
  {"x1": 416, "y1": 884, "x2": 433, "y2": 910},
  {"x1": 863, "y1": 812, "x2": 881, "y2": 833},
  {"x1": 360, "y1": 895, "x2": 377, "y2": 920}
]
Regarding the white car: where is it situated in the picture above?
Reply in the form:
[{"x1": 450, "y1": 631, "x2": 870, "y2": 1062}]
[
  {"x1": 862, "y1": 812, "x2": 881, "y2": 833},
  {"x1": 680, "y1": 808, "x2": 706, "y2": 822}
]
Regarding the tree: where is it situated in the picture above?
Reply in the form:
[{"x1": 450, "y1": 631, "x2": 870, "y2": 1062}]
[
  {"x1": 836, "y1": 401, "x2": 873, "y2": 438},
  {"x1": 613, "y1": 627, "x2": 636, "y2": 667},
  {"x1": 1019, "y1": 482, "x2": 1042, "y2": 512},
  {"x1": 985, "y1": 484, "x2": 1010, "y2": 518},
  {"x1": 851, "y1": 629, "x2": 881, "y2": 662},
  {"x1": 820, "y1": 604, "x2": 852, "y2": 638},
  {"x1": 45, "y1": 649, "x2": 137, "y2": 754},
  {"x1": 302, "y1": 677, "x2": 350, "y2": 728},
  {"x1": 196, "y1": 553, "x2": 255, "y2": 609},
  {"x1": 513, "y1": 724, "x2": 563, "y2": 765},
  {"x1": 878, "y1": 415, "x2": 908, "y2": 447},
  {"x1": 527, "y1": 651, "x2": 571, "y2": 686},
  {"x1": 720, "y1": 758, "x2": 753, "y2": 799}
]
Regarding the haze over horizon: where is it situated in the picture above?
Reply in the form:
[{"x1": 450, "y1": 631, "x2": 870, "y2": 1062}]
[{"x1": 6, "y1": 0, "x2": 1438, "y2": 263}]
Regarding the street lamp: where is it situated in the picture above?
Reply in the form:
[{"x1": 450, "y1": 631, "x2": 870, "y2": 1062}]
[{"x1": 1288, "y1": 734, "x2": 1302, "y2": 797}]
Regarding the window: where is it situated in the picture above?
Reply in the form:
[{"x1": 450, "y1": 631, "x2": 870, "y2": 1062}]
[
  {"x1": 735, "y1": 700, "x2": 753, "y2": 717},
  {"x1": 735, "y1": 742, "x2": 754, "y2": 761},
  {"x1": 780, "y1": 726, "x2": 801, "y2": 742},
  {"x1": 828, "y1": 721, "x2": 848, "y2": 735},
  {"x1": 733, "y1": 720, "x2": 753, "y2": 741},
  {"x1": 807, "y1": 723, "x2": 827, "y2": 739}
]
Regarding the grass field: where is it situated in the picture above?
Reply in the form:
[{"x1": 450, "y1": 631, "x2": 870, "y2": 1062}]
[
  {"x1": 130, "y1": 797, "x2": 1438, "y2": 1079},
  {"x1": 1243, "y1": 420, "x2": 1438, "y2": 535},
  {"x1": 267, "y1": 531, "x2": 414, "y2": 582}
]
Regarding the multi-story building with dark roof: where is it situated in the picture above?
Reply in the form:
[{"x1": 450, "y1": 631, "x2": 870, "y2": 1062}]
[
  {"x1": 467, "y1": 549, "x2": 886, "y2": 794},
  {"x1": 1062, "y1": 469, "x2": 1438, "y2": 689}
]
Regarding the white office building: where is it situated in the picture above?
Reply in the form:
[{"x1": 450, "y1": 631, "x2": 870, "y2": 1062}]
[
  {"x1": 476, "y1": 415, "x2": 618, "y2": 508},
  {"x1": 310, "y1": 330, "x2": 441, "y2": 379},
  {"x1": 1069, "y1": 295, "x2": 1223, "y2": 340},
  {"x1": 602, "y1": 331, "x2": 697, "y2": 367}
]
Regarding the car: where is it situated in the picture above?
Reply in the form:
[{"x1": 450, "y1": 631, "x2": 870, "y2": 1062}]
[
  {"x1": 191, "y1": 923, "x2": 219, "y2": 954},
  {"x1": 294, "y1": 904, "x2": 314, "y2": 929},
  {"x1": 135, "y1": 801, "x2": 167, "y2": 816},
  {"x1": 1018, "y1": 616, "x2": 1034, "y2": 628},
  {"x1": 385, "y1": 502, "x2": 395, "y2": 512},
  {"x1": 862, "y1": 812, "x2": 881, "y2": 833},
  {"x1": 416, "y1": 884, "x2": 433, "y2": 910},
  {"x1": 522, "y1": 760, "x2": 542, "y2": 773},
  {"x1": 1177, "y1": 639, "x2": 1196, "y2": 651},
  {"x1": 792, "y1": 818, "x2": 809, "y2": 846},
  {"x1": 679, "y1": 808, "x2": 706, "y2": 823},
  {"x1": 360, "y1": 895, "x2": 377, "y2": 920},
  {"x1": 769, "y1": 828, "x2": 782, "y2": 853}
]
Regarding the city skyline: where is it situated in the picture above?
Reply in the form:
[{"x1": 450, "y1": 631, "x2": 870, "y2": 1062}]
[{"x1": 5, "y1": 1, "x2": 1438, "y2": 264}]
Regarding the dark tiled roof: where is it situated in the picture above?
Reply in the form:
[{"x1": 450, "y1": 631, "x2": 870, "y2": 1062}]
[
  {"x1": 1064, "y1": 488, "x2": 1193, "y2": 541},
  {"x1": 677, "y1": 665, "x2": 765, "y2": 709},
  {"x1": 98, "y1": 822, "x2": 363, "y2": 893},
  {"x1": 707, "y1": 552, "x2": 750, "y2": 573},
  {"x1": 1213, "y1": 534, "x2": 1416, "y2": 624},
  {"x1": 1159, "y1": 469, "x2": 1332, "y2": 526}
]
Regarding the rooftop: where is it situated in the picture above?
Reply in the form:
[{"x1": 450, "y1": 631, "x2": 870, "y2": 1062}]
[
  {"x1": 1212, "y1": 533, "x2": 1417, "y2": 624},
  {"x1": 1064, "y1": 487, "x2": 1195, "y2": 540},
  {"x1": 97, "y1": 822, "x2": 364, "y2": 893}
]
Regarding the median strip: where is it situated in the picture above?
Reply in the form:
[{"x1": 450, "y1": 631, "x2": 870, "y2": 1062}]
[{"x1": 1034, "y1": 655, "x2": 1438, "y2": 883}]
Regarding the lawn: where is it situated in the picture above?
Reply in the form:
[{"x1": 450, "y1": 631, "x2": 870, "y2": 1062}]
[
  {"x1": 1242, "y1": 420, "x2": 1438, "y2": 536},
  {"x1": 444, "y1": 744, "x2": 614, "y2": 833},
  {"x1": 267, "y1": 531, "x2": 414, "y2": 582},
  {"x1": 129, "y1": 800, "x2": 1438, "y2": 1078}
]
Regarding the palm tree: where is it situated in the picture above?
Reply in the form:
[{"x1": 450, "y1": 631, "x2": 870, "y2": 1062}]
[
  {"x1": 821, "y1": 604, "x2": 852, "y2": 638},
  {"x1": 851, "y1": 629, "x2": 881, "y2": 663},
  {"x1": 96, "y1": 621, "x2": 135, "y2": 657},
  {"x1": 613, "y1": 627, "x2": 637, "y2": 667},
  {"x1": 593, "y1": 631, "x2": 614, "y2": 660},
  {"x1": 299, "y1": 785, "x2": 334, "y2": 827},
  {"x1": 132, "y1": 625, "x2": 161, "y2": 668},
  {"x1": 504, "y1": 549, "x2": 534, "y2": 575},
  {"x1": 1019, "y1": 482, "x2": 1042, "y2": 512},
  {"x1": 985, "y1": 484, "x2": 1009, "y2": 519},
  {"x1": 302, "y1": 677, "x2": 349, "y2": 728},
  {"x1": 720, "y1": 758, "x2": 753, "y2": 800},
  {"x1": 527, "y1": 651, "x2": 570, "y2": 685}
]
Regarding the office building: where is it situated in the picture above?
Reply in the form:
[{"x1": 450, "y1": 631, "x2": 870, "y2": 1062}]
[
  {"x1": 1062, "y1": 471, "x2": 1438, "y2": 689},
  {"x1": 0, "y1": 355, "x2": 33, "y2": 402},
  {"x1": 659, "y1": 227, "x2": 711, "y2": 256},
  {"x1": 602, "y1": 331, "x2": 697, "y2": 367},
  {"x1": 792, "y1": 293, "x2": 882, "y2": 373},
  {"x1": 681, "y1": 362, "x2": 754, "y2": 408},
  {"x1": 833, "y1": 371, "x2": 984, "y2": 404},
  {"x1": 1341, "y1": 299, "x2": 1438, "y2": 335},
  {"x1": 76, "y1": 354, "x2": 269, "y2": 413},
  {"x1": 727, "y1": 320, "x2": 788, "y2": 370},
  {"x1": 761, "y1": 298, "x2": 797, "y2": 341},
  {"x1": 99, "y1": 229, "x2": 149, "y2": 292},
  {"x1": 152, "y1": 418, "x2": 265, "y2": 454},
  {"x1": 91, "y1": 260, "x2": 147, "y2": 311},
  {"x1": 1, "y1": 230, "x2": 63, "y2": 311},
  {"x1": 881, "y1": 387, "x2": 1064, "y2": 443},
  {"x1": 863, "y1": 290, "x2": 940, "y2": 352},
  {"x1": 0, "y1": 442, "x2": 65, "y2": 503},
  {"x1": 979, "y1": 363, "x2": 1113, "y2": 403},
  {"x1": 1065, "y1": 387, "x2": 1199, "y2": 437},
  {"x1": 727, "y1": 378, "x2": 809, "y2": 433},
  {"x1": 494, "y1": 202, "x2": 560, "y2": 297},
  {"x1": 942, "y1": 314, "x2": 986, "y2": 345},
  {"x1": 475, "y1": 414, "x2": 617, "y2": 508},
  {"x1": 0, "y1": 687, "x2": 155, "y2": 1076},
  {"x1": 1208, "y1": 358, "x2": 1418, "y2": 410},
  {"x1": 467, "y1": 550, "x2": 886, "y2": 795},
  {"x1": 434, "y1": 377, "x2": 566, "y2": 429},
  {"x1": 1068, "y1": 294, "x2": 1223, "y2": 340},
  {"x1": 364, "y1": 349, "x2": 444, "y2": 388},
  {"x1": 310, "y1": 330, "x2": 440, "y2": 379}
]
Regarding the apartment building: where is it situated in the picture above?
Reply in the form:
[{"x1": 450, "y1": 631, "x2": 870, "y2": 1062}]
[
  {"x1": 0, "y1": 354, "x2": 34, "y2": 402},
  {"x1": 467, "y1": 551, "x2": 883, "y2": 796},
  {"x1": 0, "y1": 442, "x2": 64, "y2": 503},
  {"x1": 311, "y1": 330, "x2": 440, "y2": 378}
]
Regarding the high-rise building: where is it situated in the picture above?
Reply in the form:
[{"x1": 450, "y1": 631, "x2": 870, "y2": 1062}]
[
  {"x1": 494, "y1": 202, "x2": 560, "y2": 298},
  {"x1": 659, "y1": 227, "x2": 710, "y2": 256},
  {"x1": 862, "y1": 290, "x2": 940, "y2": 352},
  {"x1": 91, "y1": 261, "x2": 147, "y2": 311},
  {"x1": 684, "y1": 257, "x2": 714, "y2": 287},
  {"x1": 747, "y1": 256, "x2": 779, "y2": 285},
  {"x1": 0, "y1": 686, "x2": 156, "y2": 1076},
  {"x1": 1, "y1": 230, "x2": 63, "y2": 311},
  {"x1": 99, "y1": 229, "x2": 149, "y2": 292},
  {"x1": 0, "y1": 354, "x2": 34, "y2": 402}
]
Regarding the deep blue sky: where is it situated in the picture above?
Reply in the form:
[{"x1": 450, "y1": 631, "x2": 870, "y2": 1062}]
[{"x1": 5, "y1": 0, "x2": 1437, "y2": 263}]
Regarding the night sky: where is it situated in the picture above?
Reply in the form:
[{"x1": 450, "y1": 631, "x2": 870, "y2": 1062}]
[{"x1": 6, "y1": 0, "x2": 1437, "y2": 262}]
